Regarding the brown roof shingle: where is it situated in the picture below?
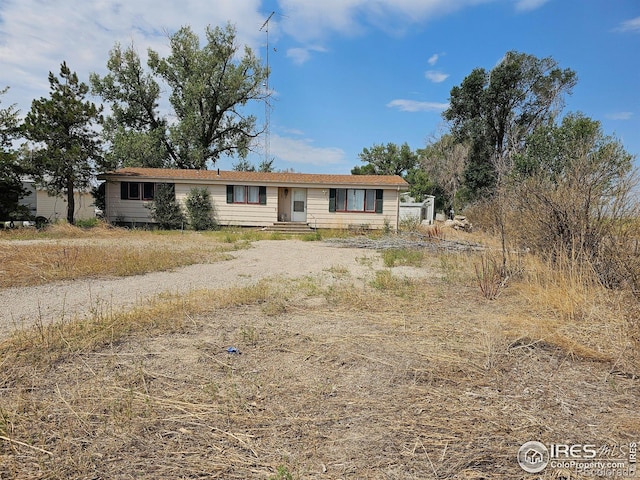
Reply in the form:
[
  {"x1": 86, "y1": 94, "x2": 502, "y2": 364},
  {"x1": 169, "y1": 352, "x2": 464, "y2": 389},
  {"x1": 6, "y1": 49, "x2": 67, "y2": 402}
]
[{"x1": 100, "y1": 167, "x2": 409, "y2": 188}]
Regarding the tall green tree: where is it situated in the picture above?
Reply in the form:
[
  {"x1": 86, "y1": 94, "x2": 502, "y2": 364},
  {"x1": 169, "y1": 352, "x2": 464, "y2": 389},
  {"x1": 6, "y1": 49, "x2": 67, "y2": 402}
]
[
  {"x1": 23, "y1": 63, "x2": 103, "y2": 225},
  {"x1": 444, "y1": 51, "x2": 577, "y2": 274},
  {"x1": 0, "y1": 87, "x2": 28, "y2": 220},
  {"x1": 90, "y1": 44, "x2": 167, "y2": 170},
  {"x1": 258, "y1": 158, "x2": 275, "y2": 172},
  {"x1": 444, "y1": 51, "x2": 577, "y2": 201},
  {"x1": 404, "y1": 166, "x2": 439, "y2": 203},
  {"x1": 91, "y1": 23, "x2": 268, "y2": 170},
  {"x1": 352, "y1": 141, "x2": 437, "y2": 201},
  {"x1": 352, "y1": 142, "x2": 417, "y2": 176}
]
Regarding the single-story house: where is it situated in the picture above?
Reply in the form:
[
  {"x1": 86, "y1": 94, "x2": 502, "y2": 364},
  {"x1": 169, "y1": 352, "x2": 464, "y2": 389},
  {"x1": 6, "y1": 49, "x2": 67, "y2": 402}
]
[{"x1": 98, "y1": 167, "x2": 409, "y2": 230}]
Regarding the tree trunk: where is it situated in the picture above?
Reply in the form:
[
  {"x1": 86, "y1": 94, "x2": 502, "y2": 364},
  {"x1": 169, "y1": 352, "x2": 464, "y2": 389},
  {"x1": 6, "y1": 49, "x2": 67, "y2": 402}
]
[{"x1": 66, "y1": 179, "x2": 75, "y2": 225}]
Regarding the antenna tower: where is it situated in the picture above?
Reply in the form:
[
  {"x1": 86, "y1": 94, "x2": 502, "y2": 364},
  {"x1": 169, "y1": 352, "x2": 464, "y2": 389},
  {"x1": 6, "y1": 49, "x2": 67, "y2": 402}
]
[{"x1": 260, "y1": 11, "x2": 275, "y2": 166}]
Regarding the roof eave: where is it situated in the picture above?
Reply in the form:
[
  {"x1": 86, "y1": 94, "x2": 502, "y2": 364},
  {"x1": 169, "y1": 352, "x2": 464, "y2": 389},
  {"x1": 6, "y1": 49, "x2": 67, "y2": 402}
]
[{"x1": 99, "y1": 171, "x2": 409, "y2": 189}]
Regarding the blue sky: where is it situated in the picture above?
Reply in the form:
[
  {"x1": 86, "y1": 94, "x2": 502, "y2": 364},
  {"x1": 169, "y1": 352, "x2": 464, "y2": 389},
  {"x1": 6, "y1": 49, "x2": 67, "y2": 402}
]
[{"x1": 0, "y1": 0, "x2": 638, "y2": 174}]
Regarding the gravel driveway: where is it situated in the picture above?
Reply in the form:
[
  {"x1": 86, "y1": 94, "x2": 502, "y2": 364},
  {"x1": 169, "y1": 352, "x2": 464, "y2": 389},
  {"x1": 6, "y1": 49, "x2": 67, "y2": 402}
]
[{"x1": 0, "y1": 240, "x2": 384, "y2": 339}]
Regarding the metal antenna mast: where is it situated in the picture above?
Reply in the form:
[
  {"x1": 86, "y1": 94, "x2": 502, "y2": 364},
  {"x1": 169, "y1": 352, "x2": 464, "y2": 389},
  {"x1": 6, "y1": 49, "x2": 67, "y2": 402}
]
[{"x1": 260, "y1": 11, "x2": 275, "y2": 167}]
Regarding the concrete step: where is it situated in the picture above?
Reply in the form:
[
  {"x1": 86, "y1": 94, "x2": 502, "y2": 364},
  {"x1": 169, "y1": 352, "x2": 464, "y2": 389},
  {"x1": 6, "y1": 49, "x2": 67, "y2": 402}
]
[{"x1": 262, "y1": 222, "x2": 315, "y2": 234}]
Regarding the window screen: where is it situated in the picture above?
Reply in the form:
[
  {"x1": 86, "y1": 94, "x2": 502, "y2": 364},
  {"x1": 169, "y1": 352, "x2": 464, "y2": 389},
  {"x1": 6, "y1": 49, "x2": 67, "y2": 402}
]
[
  {"x1": 347, "y1": 189, "x2": 364, "y2": 211},
  {"x1": 247, "y1": 186, "x2": 260, "y2": 203},
  {"x1": 233, "y1": 185, "x2": 245, "y2": 203},
  {"x1": 365, "y1": 189, "x2": 376, "y2": 212},
  {"x1": 336, "y1": 189, "x2": 346, "y2": 211}
]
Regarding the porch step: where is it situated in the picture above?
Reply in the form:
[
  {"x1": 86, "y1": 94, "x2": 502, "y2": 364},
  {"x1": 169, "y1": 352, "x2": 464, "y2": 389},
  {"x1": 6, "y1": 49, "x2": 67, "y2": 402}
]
[{"x1": 262, "y1": 222, "x2": 315, "y2": 234}]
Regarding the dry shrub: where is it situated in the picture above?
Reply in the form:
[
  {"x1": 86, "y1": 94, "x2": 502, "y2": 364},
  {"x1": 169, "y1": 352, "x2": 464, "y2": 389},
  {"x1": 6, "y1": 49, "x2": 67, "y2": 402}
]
[
  {"x1": 418, "y1": 222, "x2": 445, "y2": 239},
  {"x1": 462, "y1": 198, "x2": 499, "y2": 235},
  {"x1": 594, "y1": 220, "x2": 640, "y2": 294},
  {"x1": 474, "y1": 252, "x2": 505, "y2": 300}
]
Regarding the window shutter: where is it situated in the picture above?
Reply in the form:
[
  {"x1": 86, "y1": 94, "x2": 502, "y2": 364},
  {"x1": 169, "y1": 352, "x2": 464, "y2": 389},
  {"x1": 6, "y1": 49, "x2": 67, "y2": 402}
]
[
  {"x1": 259, "y1": 186, "x2": 267, "y2": 205},
  {"x1": 226, "y1": 185, "x2": 233, "y2": 204},
  {"x1": 120, "y1": 182, "x2": 128, "y2": 200},
  {"x1": 329, "y1": 188, "x2": 336, "y2": 212},
  {"x1": 375, "y1": 189, "x2": 383, "y2": 213}
]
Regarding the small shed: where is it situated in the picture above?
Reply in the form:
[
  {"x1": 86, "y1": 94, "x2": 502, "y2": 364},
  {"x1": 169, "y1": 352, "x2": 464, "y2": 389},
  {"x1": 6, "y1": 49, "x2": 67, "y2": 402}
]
[
  {"x1": 19, "y1": 180, "x2": 96, "y2": 222},
  {"x1": 399, "y1": 195, "x2": 435, "y2": 225}
]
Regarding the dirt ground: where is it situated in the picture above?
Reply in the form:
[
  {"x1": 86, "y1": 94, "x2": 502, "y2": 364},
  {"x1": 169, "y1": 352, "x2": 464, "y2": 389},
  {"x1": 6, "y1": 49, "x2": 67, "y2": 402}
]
[
  {"x1": 1, "y1": 237, "x2": 639, "y2": 479},
  {"x1": 0, "y1": 240, "x2": 429, "y2": 338}
]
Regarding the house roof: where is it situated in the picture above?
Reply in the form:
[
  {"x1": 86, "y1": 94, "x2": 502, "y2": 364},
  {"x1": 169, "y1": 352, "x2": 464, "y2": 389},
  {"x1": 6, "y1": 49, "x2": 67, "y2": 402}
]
[{"x1": 99, "y1": 167, "x2": 409, "y2": 188}]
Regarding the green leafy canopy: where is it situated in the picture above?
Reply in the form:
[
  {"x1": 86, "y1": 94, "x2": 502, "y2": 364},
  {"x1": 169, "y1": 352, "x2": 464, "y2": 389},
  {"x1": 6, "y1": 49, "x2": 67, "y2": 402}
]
[{"x1": 91, "y1": 23, "x2": 268, "y2": 170}]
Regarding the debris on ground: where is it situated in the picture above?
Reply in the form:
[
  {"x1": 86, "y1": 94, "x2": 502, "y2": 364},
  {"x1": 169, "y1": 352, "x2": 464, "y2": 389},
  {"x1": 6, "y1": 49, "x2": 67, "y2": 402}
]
[
  {"x1": 324, "y1": 231, "x2": 484, "y2": 252},
  {"x1": 443, "y1": 215, "x2": 473, "y2": 232}
]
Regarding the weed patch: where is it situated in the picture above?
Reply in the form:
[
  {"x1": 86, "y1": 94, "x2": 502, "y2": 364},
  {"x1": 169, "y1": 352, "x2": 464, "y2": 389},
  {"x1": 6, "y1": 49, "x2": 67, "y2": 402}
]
[{"x1": 382, "y1": 247, "x2": 424, "y2": 267}]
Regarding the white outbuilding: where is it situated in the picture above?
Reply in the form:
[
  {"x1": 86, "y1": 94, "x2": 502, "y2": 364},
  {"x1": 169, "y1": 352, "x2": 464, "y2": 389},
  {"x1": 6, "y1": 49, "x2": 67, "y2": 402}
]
[{"x1": 398, "y1": 194, "x2": 435, "y2": 225}]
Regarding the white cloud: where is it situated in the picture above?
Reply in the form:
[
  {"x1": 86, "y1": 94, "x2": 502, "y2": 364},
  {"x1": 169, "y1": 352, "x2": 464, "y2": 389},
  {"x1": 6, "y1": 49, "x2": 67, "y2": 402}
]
[
  {"x1": 428, "y1": 53, "x2": 440, "y2": 66},
  {"x1": 271, "y1": 134, "x2": 346, "y2": 166},
  {"x1": 0, "y1": 0, "x2": 266, "y2": 112},
  {"x1": 514, "y1": 0, "x2": 550, "y2": 12},
  {"x1": 281, "y1": 127, "x2": 305, "y2": 136},
  {"x1": 606, "y1": 111, "x2": 633, "y2": 120},
  {"x1": 277, "y1": 0, "x2": 494, "y2": 42},
  {"x1": 286, "y1": 45, "x2": 328, "y2": 65},
  {"x1": 386, "y1": 99, "x2": 449, "y2": 112},
  {"x1": 615, "y1": 16, "x2": 640, "y2": 33},
  {"x1": 425, "y1": 70, "x2": 449, "y2": 83}
]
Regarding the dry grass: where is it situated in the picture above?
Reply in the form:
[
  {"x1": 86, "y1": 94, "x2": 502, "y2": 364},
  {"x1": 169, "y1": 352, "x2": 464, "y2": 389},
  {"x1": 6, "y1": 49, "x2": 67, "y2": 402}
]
[
  {"x1": 0, "y1": 226, "x2": 243, "y2": 288},
  {"x1": 502, "y1": 253, "x2": 640, "y2": 372},
  {"x1": 0, "y1": 221, "x2": 123, "y2": 240},
  {"x1": 1, "y1": 232, "x2": 639, "y2": 479}
]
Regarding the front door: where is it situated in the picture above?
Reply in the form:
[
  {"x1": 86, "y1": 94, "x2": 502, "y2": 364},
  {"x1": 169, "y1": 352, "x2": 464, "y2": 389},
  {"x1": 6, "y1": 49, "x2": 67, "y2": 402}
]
[{"x1": 291, "y1": 188, "x2": 307, "y2": 222}]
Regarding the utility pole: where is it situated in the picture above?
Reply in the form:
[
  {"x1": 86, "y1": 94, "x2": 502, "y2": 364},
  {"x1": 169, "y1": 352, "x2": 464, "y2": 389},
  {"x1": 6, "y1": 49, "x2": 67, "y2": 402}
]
[{"x1": 260, "y1": 11, "x2": 275, "y2": 167}]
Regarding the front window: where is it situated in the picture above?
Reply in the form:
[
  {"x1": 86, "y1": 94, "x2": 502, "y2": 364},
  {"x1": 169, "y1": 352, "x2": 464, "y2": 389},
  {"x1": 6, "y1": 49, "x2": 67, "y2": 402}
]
[
  {"x1": 121, "y1": 182, "x2": 160, "y2": 200},
  {"x1": 227, "y1": 185, "x2": 267, "y2": 205},
  {"x1": 335, "y1": 188, "x2": 378, "y2": 212},
  {"x1": 365, "y1": 189, "x2": 376, "y2": 211},
  {"x1": 128, "y1": 182, "x2": 140, "y2": 200}
]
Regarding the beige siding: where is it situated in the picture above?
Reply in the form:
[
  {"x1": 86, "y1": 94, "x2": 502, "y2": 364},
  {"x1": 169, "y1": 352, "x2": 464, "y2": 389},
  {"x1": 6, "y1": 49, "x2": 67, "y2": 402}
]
[
  {"x1": 20, "y1": 183, "x2": 37, "y2": 217},
  {"x1": 105, "y1": 182, "x2": 279, "y2": 226},
  {"x1": 307, "y1": 188, "x2": 399, "y2": 230},
  {"x1": 105, "y1": 179, "x2": 401, "y2": 230},
  {"x1": 36, "y1": 190, "x2": 95, "y2": 221},
  {"x1": 175, "y1": 184, "x2": 278, "y2": 227},
  {"x1": 104, "y1": 181, "x2": 154, "y2": 224}
]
